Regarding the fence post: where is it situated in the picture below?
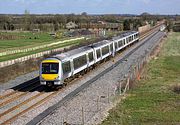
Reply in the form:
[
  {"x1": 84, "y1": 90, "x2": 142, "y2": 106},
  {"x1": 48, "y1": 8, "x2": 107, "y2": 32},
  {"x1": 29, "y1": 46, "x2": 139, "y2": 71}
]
[
  {"x1": 96, "y1": 97, "x2": 99, "y2": 111},
  {"x1": 127, "y1": 77, "x2": 130, "y2": 91},
  {"x1": 107, "y1": 88, "x2": 110, "y2": 103},
  {"x1": 120, "y1": 82, "x2": 122, "y2": 95},
  {"x1": 82, "y1": 107, "x2": 85, "y2": 125}
]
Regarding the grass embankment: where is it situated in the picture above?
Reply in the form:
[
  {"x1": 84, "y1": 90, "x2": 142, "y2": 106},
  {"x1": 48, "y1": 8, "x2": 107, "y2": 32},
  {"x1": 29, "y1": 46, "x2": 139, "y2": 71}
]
[{"x1": 101, "y1": 32, "x2": 180, "y2": 125}]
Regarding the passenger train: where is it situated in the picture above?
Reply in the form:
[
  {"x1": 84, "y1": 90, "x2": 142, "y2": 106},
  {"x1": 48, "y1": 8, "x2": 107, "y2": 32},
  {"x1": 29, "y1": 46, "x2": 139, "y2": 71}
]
[{"x1": 39, "y1": 31, "x2": 139, "y2": 86}]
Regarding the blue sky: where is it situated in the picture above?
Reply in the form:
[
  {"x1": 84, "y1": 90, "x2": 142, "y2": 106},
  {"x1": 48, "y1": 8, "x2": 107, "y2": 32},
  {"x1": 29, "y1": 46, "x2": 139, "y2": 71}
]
[{"x1": 0, "y1": 0, "x2": 179, "y2": 15}]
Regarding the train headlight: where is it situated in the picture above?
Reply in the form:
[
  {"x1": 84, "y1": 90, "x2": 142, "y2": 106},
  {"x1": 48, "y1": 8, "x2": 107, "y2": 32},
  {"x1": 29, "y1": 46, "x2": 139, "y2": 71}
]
[
  {"x1": 55, "y1": 76, "x2": 60, "y2": 80},
  {"x1": 41, "y1": 81, "x2": 46, "y2": 85}
]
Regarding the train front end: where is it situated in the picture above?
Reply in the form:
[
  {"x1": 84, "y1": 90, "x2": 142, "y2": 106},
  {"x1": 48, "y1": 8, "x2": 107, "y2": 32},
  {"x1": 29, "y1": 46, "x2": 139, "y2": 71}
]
[{"x1": 39, "y1": 58, "x2": 62, "y2": 86}]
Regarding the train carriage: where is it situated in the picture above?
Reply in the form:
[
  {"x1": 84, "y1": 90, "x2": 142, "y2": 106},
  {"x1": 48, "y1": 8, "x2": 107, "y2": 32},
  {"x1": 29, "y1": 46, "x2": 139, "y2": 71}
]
[
  {"x1": 39, "y1": 31, "x2": 139, "y2": 87},
  {"x1": 40, "y1": 46, "x2": 95, "y2": 86},
  {"x1": 92, "y1": 40, "x2": 113, "y2": 63}
]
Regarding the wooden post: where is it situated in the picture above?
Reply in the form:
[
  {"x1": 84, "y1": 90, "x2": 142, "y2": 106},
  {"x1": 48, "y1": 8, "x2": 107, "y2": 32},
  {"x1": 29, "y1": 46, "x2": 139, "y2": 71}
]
[
  {"x1": 120, "y1": 82, "x2": 122, "y2": 95},
  {"x1": 127, "y1": 77, "x2": 130, "y2": 90},
  {"x1": 108, "y1": 88, "x2": 110, "y2": 103},
  {"x1": 82, "y1": 107, "x2": 85, "y2": 125},
  {"x1": 97, "y1": 97, "x2": 99, "y2": 111}
]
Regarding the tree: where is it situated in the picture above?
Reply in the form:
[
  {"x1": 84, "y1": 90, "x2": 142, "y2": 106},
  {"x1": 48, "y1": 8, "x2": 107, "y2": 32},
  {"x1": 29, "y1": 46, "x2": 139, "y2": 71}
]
[
  {"x1": 81, "y1": 12, "x2": 87, "y2": 16},
  {"x1": 24, "y1": 9, "x2": 30, "y2": 30},
  {"x1": 123, "y1": 19, "x2": 131, "y2": 30},
  {"x1": 53, "y1": 21, "x2": 59, "y2": 31}
]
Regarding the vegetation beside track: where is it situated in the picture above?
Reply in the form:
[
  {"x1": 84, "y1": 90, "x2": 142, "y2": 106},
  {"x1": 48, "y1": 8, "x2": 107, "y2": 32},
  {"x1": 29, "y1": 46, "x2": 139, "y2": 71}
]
[{"x1": 101, "y1": 32, "x2": 180, "y2": 125}]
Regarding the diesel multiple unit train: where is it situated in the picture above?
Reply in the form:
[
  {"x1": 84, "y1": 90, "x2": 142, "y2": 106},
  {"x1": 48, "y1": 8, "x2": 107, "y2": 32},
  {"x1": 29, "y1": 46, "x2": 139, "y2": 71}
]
[{"x1": 40, "y1": 31, "x2": 139, "y2": 86}]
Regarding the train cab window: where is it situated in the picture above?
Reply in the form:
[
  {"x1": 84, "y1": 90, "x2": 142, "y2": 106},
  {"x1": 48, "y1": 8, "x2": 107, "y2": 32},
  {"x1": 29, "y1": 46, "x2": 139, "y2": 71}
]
[
  {"x1": 96, "y1": 49, "x2": 101, "y2": 59},
  {"x1": 110, "y1": 43, "x2": 113, "y2": 52},
  {"x1": 42, "y1": 63, "x2": 59, "y2": 74},
  {"x1": 102, "y1": 46, "x2": 109, "y2": 55},
  {"x1": 73, "y1": 55, "x2": 87, "y2": 70},
  {"x1": 62, "y1": 61, "x2": 71, "y2": 74},
  {"x1": 88, "y1": 52, "x2": 94, "y2": 62}
]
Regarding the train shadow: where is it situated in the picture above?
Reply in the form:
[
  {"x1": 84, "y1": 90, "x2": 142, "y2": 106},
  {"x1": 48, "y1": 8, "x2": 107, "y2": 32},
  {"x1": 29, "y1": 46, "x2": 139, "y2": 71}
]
[{"x1": 11, "y1": 77, "x2": 58, "y2": 93}]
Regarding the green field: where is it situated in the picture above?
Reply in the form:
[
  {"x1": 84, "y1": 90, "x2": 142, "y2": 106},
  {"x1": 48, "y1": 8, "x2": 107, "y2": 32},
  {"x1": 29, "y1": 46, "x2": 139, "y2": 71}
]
[
  {"x1": 0, "y1": 32, "x2": 58, "y2": 51},
  {"x1": 101, "y1": 32, "x2": 180, "y2": 125},
  {"x1": 0, "y1": 39, "x2": 86, "y2": 62},
  {"x1": 0, "y1": 31, "x2": 90, "y2": 62}
]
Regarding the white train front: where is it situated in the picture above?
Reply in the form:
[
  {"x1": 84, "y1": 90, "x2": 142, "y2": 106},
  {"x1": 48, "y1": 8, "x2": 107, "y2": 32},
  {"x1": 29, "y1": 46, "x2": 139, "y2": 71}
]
[{"x1": 39, "y1": 31, "x2": 139, "y2": 86}]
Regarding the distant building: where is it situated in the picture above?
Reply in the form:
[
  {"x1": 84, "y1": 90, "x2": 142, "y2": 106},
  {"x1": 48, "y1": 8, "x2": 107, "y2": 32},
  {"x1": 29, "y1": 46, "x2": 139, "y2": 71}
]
[
  {"x1": 78, "y1": 22, "x2": 123, "y2": 31},
  {"x1": 32, "y1": 29, "x2": 40, "y2": 32},
  {"x1": 173, "y1": 21, "x2": 180, "y2": 32},
  {"x1": 66, "y1": 22, "x2": 78, "y2": 30}
]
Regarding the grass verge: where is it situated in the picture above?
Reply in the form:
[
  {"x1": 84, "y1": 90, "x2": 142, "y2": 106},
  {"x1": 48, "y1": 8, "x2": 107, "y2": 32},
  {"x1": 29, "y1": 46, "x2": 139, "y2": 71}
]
[{"x1": 101, "y1": 32, "x2": 180, "y2": 125}]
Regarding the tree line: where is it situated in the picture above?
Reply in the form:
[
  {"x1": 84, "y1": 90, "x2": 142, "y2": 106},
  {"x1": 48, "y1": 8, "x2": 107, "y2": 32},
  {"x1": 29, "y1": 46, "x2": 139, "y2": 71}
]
[{"x1": 0, "y1": 12, "x2": 178, "y2": 32}]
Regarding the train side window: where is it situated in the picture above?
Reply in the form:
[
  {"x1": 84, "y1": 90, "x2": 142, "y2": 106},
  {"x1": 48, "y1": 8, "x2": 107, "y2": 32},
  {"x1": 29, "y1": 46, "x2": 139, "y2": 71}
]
[
  {"x1": 73, "y1": 55, "x2": 87, "y2": 70},
  {"x1": 88, "y1": 52, "x2": 94, "y2": 62},
  {"x1": 110, "y1": 43, "x2": 113, "y2": 52},
  {"x1": 137, "y1": 33, "x2": 139, "y2": 38},
  {"x1": 62, "y1": 61, "x2": 71, "y2": 74},
  {"x1": 102, "y1": 46, "x2": 109, "y2": 55},
  {"x1": 118, "y1": 40, "x2": 123, "y2": 47},
  {"x1": 123, "y1": 39, "x2": 126, "y2": 45},
  {"x1": 129, "y1": 37, "x2": 131, "y2": 42},
  {"x1": 115, "y1": 42, "x2": 118, "y2": 50},
  {"x1": 96, "y1": 49, "x2": 101, "y2": 59},
  {"x1": 126, "y1": 38, "x2": 129, "y2": 43}
]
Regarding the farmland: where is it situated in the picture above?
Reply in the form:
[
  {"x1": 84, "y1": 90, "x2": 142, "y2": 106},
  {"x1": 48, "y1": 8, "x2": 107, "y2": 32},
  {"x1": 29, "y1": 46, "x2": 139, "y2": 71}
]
[
  {"x1": 0, "y1": 32, "x2": 56, "y2": 51},
  {"x1": 101, "y1": 32, "x2": 180, "y2": 125},
  {"x1": 0, "y1": 31, "x2": 88, "y2": 62}
]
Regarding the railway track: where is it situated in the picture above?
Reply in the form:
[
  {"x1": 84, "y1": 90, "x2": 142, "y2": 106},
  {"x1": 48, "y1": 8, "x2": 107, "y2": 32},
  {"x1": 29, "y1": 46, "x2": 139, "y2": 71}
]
[
  {"x1": 0, "y1": 24, "x2": 163, "y2": 125},
  {"x1": 0, "y1": 77, "x2": 39, "y2": 100},
  {"x1": 28, "y1": 25, "x2": 163, "y2": 125}
]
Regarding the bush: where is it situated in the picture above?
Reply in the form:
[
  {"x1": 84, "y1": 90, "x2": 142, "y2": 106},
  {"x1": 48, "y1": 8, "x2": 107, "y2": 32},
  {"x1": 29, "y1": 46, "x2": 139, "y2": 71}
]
[{"x1": 172, "y1": 84, "x2": 180, "y2": 94}]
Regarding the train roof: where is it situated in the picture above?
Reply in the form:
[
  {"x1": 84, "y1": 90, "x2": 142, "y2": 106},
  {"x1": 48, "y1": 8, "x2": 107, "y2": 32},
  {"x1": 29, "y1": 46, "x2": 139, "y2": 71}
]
[
  {"x1": 88, "y1": 40, "x2": 111, "y2": 48},
  {"x1": 53, "y1": 46, "x2": 93, "y2": 61},
  {"x1": 113, "y1": 31, "x2": 138, "y2": 40},
  {"x1": 53, "y1": 40, "x2": 112, "y2": 61},
  {"x1": 51, "y1": 31, "x2": 139, "y2": 61}
]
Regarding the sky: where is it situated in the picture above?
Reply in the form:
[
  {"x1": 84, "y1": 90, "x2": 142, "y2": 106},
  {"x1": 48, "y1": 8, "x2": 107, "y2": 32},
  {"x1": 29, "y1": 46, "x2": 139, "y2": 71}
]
[{"x1": 0, "y1": 0, "x2": 179, "y2": 15}]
